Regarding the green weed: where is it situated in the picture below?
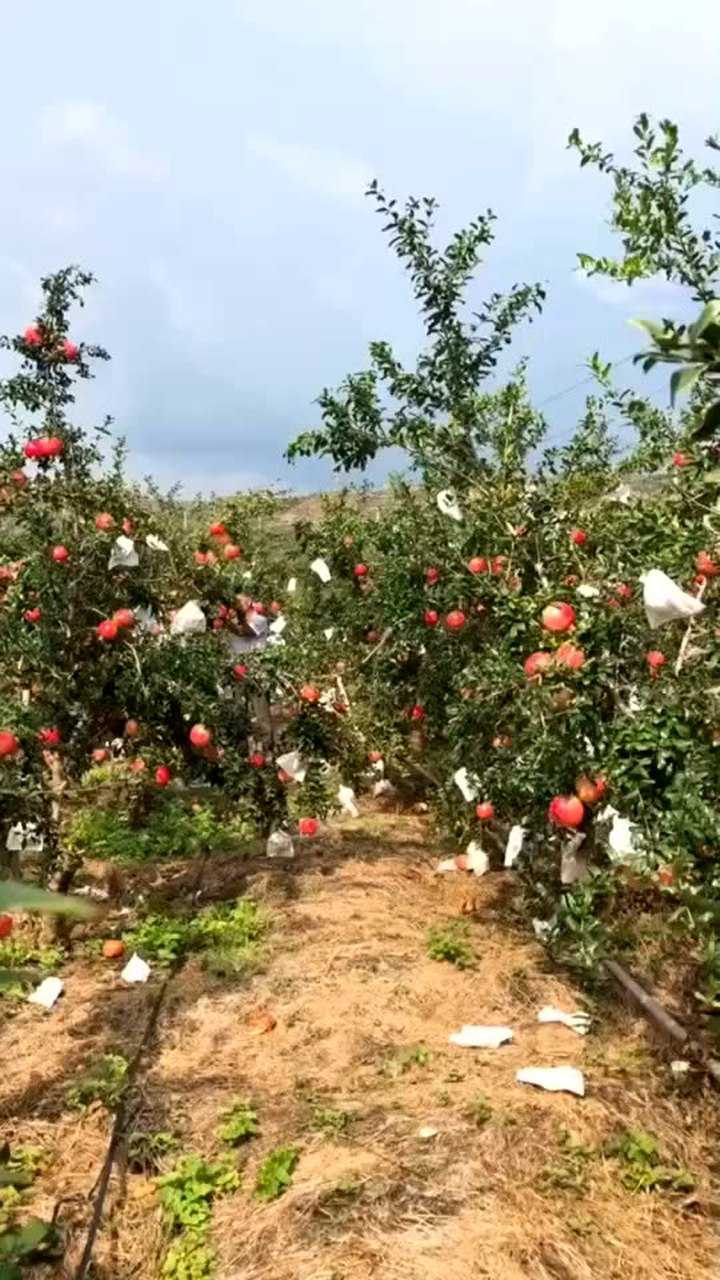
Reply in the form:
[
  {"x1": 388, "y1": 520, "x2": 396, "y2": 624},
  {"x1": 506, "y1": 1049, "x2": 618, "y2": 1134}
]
[
  {"x1": 254, "y1": 1146, "x2": 299, "y2": 1202},
  {"x1": 539, "y1": 1130, "x2": 596, "y2": 1194},
  {"x1": 127, "y1": 1129, "x2": 178, "y2": 1174},
  {"x1": 67, "y1": 800, "x2": 254, "y2": 864},
  {"x1": 383, "y1": 1045, "x2": 431, "y2": 1078},
  {"x1": 66, "y1": 1055, "x2": 128, "y2": 1111},
  {"x1": 608, "y1": 1130, "x2": 694, "y2": 1193},
  {"x1": 123, "y1": 898, "x2": 269, "y2": 968},
  {"x1": 310, "y1": 1105, "x2": 353, "y2": 1138},
  {"x1": 426, "y1": 921, "x2": 475, "y2": 969},
  {"x1": 465, "y1": 1095, "x2": 493, "y2": 1127},
  {"x1": 216, "y1": 1101, "x2": 259, "y2": 1147},
  {"x1": 157, "y1": 1154, "x2": 239, "y2": 1280}
]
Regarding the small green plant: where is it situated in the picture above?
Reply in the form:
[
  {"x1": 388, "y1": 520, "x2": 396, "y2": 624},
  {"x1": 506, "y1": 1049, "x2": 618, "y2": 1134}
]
[
  {"x1": 426, "y1": 921, "x2": 475, "y2": 969},
  {"x1": 383, "y1": 1045, "x2": 431, "y2": 1078},
  {"x1": 310, "y1": 1106, "x2": 353, "y2": 1138},
  {"x1": 0, "y1": 940, "x2": 64, "y2": 998},
  {"x1": 465, "y1": 1095, "x2": 493, "y2": 1127},
  {"x1": 67, "y1": 800, "x2": 254, "y2": 864},
  {"x1": 539, "y1": 1130, "x2": 596, "y2": 1194},
  {"x1": 608, "y1": 1130, "x2": 694, "y2": 1193},
  {"x1": 254, "y1": 1146, "x2": 299, "y2": 1202},
  {"x1": 66, "y1": 1055, "x2": 128, "y2": 1111},
  {"x1": 0, "y1": 1216, "x2": 60, "y2": 1276},
  {"x1": 216, "y1": 1101, "x2": 259, "y2": 1147},
  {"x1": 124, "y1": 898, "x2": 270, "y2": 969},
  {"x1": 157, "y1": 1154, "x2": 239, "y2": 1280}
]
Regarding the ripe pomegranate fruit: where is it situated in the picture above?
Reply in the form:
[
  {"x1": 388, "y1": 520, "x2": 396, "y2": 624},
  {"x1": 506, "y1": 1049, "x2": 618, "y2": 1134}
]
[
  {"x1": 0, "y1": 914, "x2": 14, "y2": 938},
  {"x1": 51, "y1": 545, "x2": 69, "y2": 563},
  {"x1": 233, "y1": 663, "x2": 248, "y2": 680},
  {"x1": 548, "y1": 794, "x2": 585, "y2": 828},
  {"x1": 0, "y1": 731, "x2": 20, "y2": 758},
  {"x1": 354, "y1": 563, "x2": 369, "y2": 578},
  {"x1": 298, "y1": 817, "x2": 319, "y2": 837},
  {"x1": 368, "y1": 750, "x2": 383, "y2": 763},
  {"x1": 38, "y1": 727, "x2": 61, "y2": 747},
  {"x1": 491, "y1": 555, "x2": 507, "y2": 576},
  {"x1": 300, "y1": 685, "x2": 320, "y2": 703},
  {"x1": 475, "y1": 801, "x2": 495, "y2": 820},
  {"x1": 194, "y1": 550, "x2": 208, "y2": 566},
  {"x1": 409, "y1": 704, "x2": 425, "y2": 721},
  {"x1": 155, "y1": 765, "x2": 171, "y2": 787},
  {"x1": 102, "y1": 939, "x2": 125, "y2": 959},
  {"x1": 672, "y1": 451, "x2": 691, "y2": 468},
  {"x1": 524, "y1": 651, "x2": 553, "y2": 679},
  {"x1": 541, "y1": 602, "x2": 576, "y2": 633},
  {"x1": 113, "y1": 608, "x2": 135, "y2": 629},
  {"x1": 424, "y1": 609, "x2": 439, "y2": 626},
  {"x1": 24, "y1": 608, "x2": 41, "y2": 623},
  {"x1": 97, "y1": 619, "x2": 118, "y2": 641},
  {"x1": 425, "y1": 566, "x2": 440, "y2": 584},
  {"x1": 92, "y1": 748, "x2": 109, "y2": 764},
  {"x1": 696, "y1": 550, "x2": 720, "y2": 578},
  {"x1": 224, "y1": 543, "x2": 242, "y2": 560},
  {"x1": 189, "y1": 724, "x2": 211, "y2": 748},
  {"x1": 62, "y1": 339, "x2": 79, "y2": 360},
  {"x1": 24, "y1": 325, "x2": 42, "y2": 346},
  {"x1": 125, "y1": 719, "x2": 140, "y2": 738},
  {"x1": 122, "y1": 517, "x2": 134, "y2": 535},
  {"x1": 555, "y1": 642, "x2": 585, "y2": 671},
  {"x1": 575, "y1": 775, "x2": 601, "y2": 806},
  {"x1": 248, "y1": 752, "x2": 265, "y2": 768},
  {"x1": 209, "y1": 521, "x2": 227, "y2": 537},
  {"x1": 468, "y1": 556, "x2": 488, "y2": 574},
  {"x1": 569, "y1": 528, "x2": 587, "y2": 546},
  {"x1": 445, "y1": 610, "x2": 466, "y2": 630},
  {"x1": 646, "y1": 649, "x2": 666, "y2": 675},
  {"x1": 95, "y1": 512, "x2": 114, "y2": 531},
  {"x1": 43, "y1": 437, "x2": 64, "y2": 458}
]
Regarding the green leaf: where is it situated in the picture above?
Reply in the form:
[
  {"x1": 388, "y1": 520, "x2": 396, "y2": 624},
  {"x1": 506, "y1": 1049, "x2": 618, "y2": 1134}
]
[
  {"x1": 691, "y1": 398, "x2": 720, "y2": 441},
  {"x1": 0, "y1": 881, "x2": 96, "y2": 919},
  {"x1": 689, "y1": 300, "x2": 720, "y2": 341},
  {"x1": 670, "y1": 365, "x2": 703, "y2": 406},
  {"x1": 629, "y1": 317, "x2": 670, "y2": 343}
]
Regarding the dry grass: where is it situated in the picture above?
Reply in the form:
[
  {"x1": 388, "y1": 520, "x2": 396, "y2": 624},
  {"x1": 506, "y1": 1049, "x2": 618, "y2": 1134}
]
[{"x1": 2, "y1": 811, "x2": 719, "y2": 1279}]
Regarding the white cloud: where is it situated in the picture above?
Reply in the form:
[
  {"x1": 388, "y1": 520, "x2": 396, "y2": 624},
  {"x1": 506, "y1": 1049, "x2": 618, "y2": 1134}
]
[
  {"x1": 247, "y1": 134, "x2": 371, "y2": 200},
  {"x1": 575, "y1": 272, "x2": 689, "y2": 311},
  {"x1": 39, "y1": 101, "x2": 165, "y2": 182}
]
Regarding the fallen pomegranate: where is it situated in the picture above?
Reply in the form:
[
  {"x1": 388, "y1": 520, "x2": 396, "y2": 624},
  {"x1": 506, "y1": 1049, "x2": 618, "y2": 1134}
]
[
  {"x1": 298, "y1": 817, "x2": 319, "y2": 837},
  {"x1": 548, "y1": 794, "x2": 585, "y2": 828},
  {"x1": 189, "y1": 723, "x2": 212, "y2": 748},
  {"x1": 102, "y1": 939, "x2": 125, "y2": 959},
  {"x1": 541, "y1": 602, "x2": 576, "y2": 633}
]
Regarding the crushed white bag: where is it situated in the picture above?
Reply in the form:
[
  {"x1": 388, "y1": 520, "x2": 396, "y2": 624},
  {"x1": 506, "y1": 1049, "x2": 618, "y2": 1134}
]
[
  {"x1": 337, "y1": 784, "x2": 359, "y2": 818},
  {"x1": 516, "y1": 1066, "x2": 585, "y2": 1097},
  {"x1": 287, "y1": 577, "x2": 297, "y2": 594},
  {"x1": 121, "y1": 953, "x2": 151, "y2": 984},
  {"x1": 108, "y1": 536, "x2": 139, "y2": 570},
  {"x1": 504, "y1": 825, "x2": 525, "y2": 869},
  {"x1": 453, "y1": 766, "x2": 477, "y2": 803},
  {"x1": 466, "y1": 840, "x2": 489, "y2": 877},
  {"x1": 537, "y1": 1005, "x2": 592, "y2": 1036},
  {"x1": 266, "y1": 830, "x2": 295, "y2": 859},
  {"x1": 436, "y1": 490, "x2": 463, "y2": 521},
  {"x1": 561, "y1": 841, "x2": 588, "y2": 885},
  {"x1": 27, "y1": 976, "x2": 64, "y2": 1009},
  {"x1": 310, "y1": 557, "x2": 332, "y2": 583},
  {"x1": 146, "y1": 534, "x2": 169, "y2": 552},
  {"x1": 170, "y1": 600, "x2": 206, "y2": 636},
  {"x1": 276, "y1": 750, "x2": 307, "y2": 783},
  {"x1": 642, "y1": 569, "x2": 704, "y2": 629},
  {"x1": 323, "y1": 627, "x2": 335, "y2": 640},
  {"x1": 449, "y1": 1025, "x2": 513, "y2": 1048},
  {"x1": 269, "y1": 615, "x2": 287, "y2": 635},
  {"x1": 373, "y1": 778, "x2": 396, "y2": 798}
]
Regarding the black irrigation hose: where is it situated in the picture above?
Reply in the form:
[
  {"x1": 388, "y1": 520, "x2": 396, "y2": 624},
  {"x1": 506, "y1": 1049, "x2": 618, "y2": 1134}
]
[
  {"x1": 73, "y1": 974, "x2": 171, "y2": 1280},
  {"x1": 73, "y1": 847, "x2": 212, "y2": 1279}
]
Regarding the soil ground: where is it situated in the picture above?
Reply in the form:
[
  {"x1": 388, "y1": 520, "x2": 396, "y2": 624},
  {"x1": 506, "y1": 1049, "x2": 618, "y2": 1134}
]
[{"x1": 2, "y1": 811, "x2": 719, "y2": 1279}]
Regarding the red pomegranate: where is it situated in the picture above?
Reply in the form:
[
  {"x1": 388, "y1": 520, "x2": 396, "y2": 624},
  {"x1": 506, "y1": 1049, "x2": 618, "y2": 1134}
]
[
  {"x1": 0, "y1": 914, "x2": 14, "y2": 938},
  {"x1": 113, "y1": 608, "x2": 135, "y2": 629},
  {"x1": 672, "y1": 451, "x2": 691, "y2": 468},
  {"x1": 62, "y1": 339, "x2": 79, "y2": 360},
  {"x1": 425, "y1": 566, "x2": 440, "y2": 585},
  {"x1": 0, "y1": 731, "x2": 20, "y2": 758},
  {"x1": 97, "y1": 619, "x2": 118, "y2": 641},
  {"x1": 155, "y1": 765, "x2": 171, "y2": 787},
  {"x1": 248, "y1": 752, "x2": 265, "y2": 768},
  {"x1": 445, "y1": 609, "x2": 466, "y2": 631},
  {"x1": 233, "y1": 663, "x2": 248, "y2": 680},
  {"x1": 468, "y1": 556, "x2": 488, "y2": 574},
  {"x1": 424, "y1": 609, "x2": 439, "y2": 626},
  {"x1": 541, "y1": 602, "x2": 576, "y2": 633},
  {"x1": 189, "y1": 723, "x2": 212, "y2": 748},
  {"x1": 475, "y1": 801, "x2": 495, "y2": 821},
  {"x1": 300, "y1": 684, "x2": 320, "y2": 703},
  {"x1": 209, "y1": 521, "x2": 227, "y2": 538},
  {"x1": 524, "y1": 651, "x2": 553, "y2": 679},
  {"x1": 224, "y1": 543, "x2": 242, "y2": 560},
  {"x1": 298, "y1": 817, "x2": 319, "y2": 837},
  {"x1": 24, "y1": 608, "x2": 41, "y2": 624},
  {"x1": 368, "y1": 750, "x2": 383, "y2": 763},
  {"x1": 569, "y1": 528, "x2": 587, "y2": 546},
  {"x1": 194, "y1": 551, "x2": 208, "y2": 566},
  {"x1": 646, "y1": 649, "x2": 666, "y2": 676},
  {"x1": 92, "y1": 748, "x2": 109, "y2": 764},
  {"x1": 696, "y1": 550, "x2": 720, "y2": 578},
  {"x1": 409, "y1": 704, "x2": 425, "y2": 721},
  {"x1": 555, "y1": 642, "x2": 585, "y2": 671},
  {"x1": 38, "y1": 727, "x2": 61, "y2": 747},
  {"x1": 24, "y1": 325, "x2": 42, "y2": 346},
  {"x1": 548, "y1": 794, "x2": 584, "y2": 828},
  {"x1": 52, "y1": 545, "x2": 69, "y2": 563},
  {"x1": 354, "y1": 563, "x2": 369, "y2": 578},
  {"x1": 95, "y1": 512, "x2": 115, "y2": 532},
  {"x1": 125, "y1": 719, "x2": 140, "y2": 738}
]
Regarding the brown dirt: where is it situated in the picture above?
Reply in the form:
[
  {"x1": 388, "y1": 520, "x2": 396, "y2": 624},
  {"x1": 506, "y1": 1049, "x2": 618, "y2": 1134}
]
[{"x1": 2, "y1": 812, "x2": 719, "y2": 1279}]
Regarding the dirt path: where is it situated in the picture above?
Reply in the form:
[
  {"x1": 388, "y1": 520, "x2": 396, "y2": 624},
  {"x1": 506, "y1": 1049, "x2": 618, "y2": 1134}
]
[{"x1": 2, "y1": 813, "x2": 718, "y2": 1278}]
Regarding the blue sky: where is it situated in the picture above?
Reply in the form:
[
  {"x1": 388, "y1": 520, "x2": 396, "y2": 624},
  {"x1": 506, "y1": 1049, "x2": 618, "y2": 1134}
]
[{"x1": 1, "y1": 0, "x2": 717, "y2": 493}]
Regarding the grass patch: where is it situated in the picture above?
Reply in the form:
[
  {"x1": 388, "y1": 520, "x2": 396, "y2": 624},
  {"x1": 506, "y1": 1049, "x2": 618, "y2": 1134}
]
[
  {"x1": 608, "y1": 1130, "x2": 694, "y2": 1193},
  {"x1": 465, "y1": 1094, "x2": 493, "y2": 1127},
  {"x1": 67, "y1": 799, "x2": 254, "y2": 864},
  {"x1": 127, "y1": 1129, "x2": 179, "y2": 1174},
  {"x1": 66, "y1": 1055, "x2": 129, "y2": 1111},
  {"x1": 426, "y1": 921, "x2": 475, "y2": 969},
  {"x1": 157, "y1": 1154, "x2": 240, "y2": 1280},
  {"x1": 123, "y1": 898, "x2": 270, "y2": 969},
  {"x1": 383, "y1": 1045, "x2": 431, "y2": 1078},
  {"x1": 255, "y1": 1146, "x2": 299, "y2": 1202},
  {"x1": 539, "y1": 1130, "x2": 596, "y2": 1194},
  {"x1": 310, "y1": 1105, "x2": 354, "y2": 1138}
]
